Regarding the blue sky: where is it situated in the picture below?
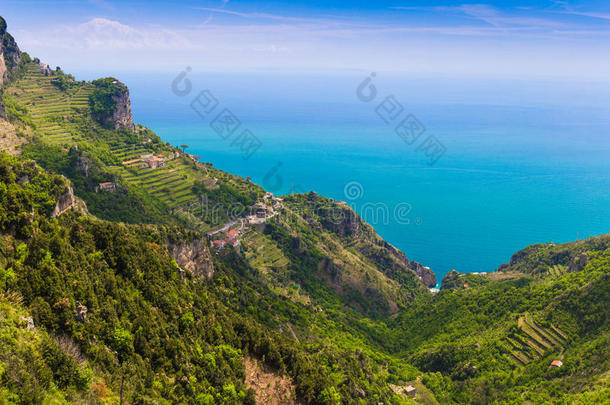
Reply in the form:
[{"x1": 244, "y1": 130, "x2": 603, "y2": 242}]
[{"x1": 2, "y1": 0, "x2": 610, "y2": 79}]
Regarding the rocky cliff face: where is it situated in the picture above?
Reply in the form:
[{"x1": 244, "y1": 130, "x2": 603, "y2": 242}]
[
  {"x1": 381, "y1": 241, "x2": 437, "y2": 288},
  {"x1": 90, "y1": 78, "x2": 135, "y2": 131},
  {"x1": 319, "y1": 203, "x2": 360, "y2": 237},
  {"x1": 0, "y1": 16, "x2": 21, "y2": 86},
  {"x1": 315, "y1": 198, "x2": 437, "y2": 288},
  {"x1": 168, "y1": 239, "x2": 214, "y2": 278},
  {"x1": 282, "y1": 193, "x2": 437, "y2": 312},
  {"x1": 51, "y1": 186, "x2": 76, "y2": 217},
  {"x1": 70, "y1": 147, "x2": 92, "y2": 177},
  {"x1": 109, "y1": 85, "x2": 135, "y2": 131}
]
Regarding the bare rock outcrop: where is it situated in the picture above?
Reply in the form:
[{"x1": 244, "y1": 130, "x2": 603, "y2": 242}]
[
  {"x1": 90, "y1": 78, "x2": 135, "y2": 131},
  {"x1": 370, "y1": 239, "x2": 437, "y2": 288},
  {"x1": 320, "y1": 204, "x2": 360, "y2": 237},
  {"x1": 110, "y1": 85, "x2": 135, "y2": 130},
  {"x1": 569, "y1": 252, "x2": 589, "y2": 273},
  {"x1": 168, "y1": 239, "x2": 214, "y2": 278},
  {"x1": 51, "y1": 187, "x2": 76, "y2": 217},
  {"x1": 71, "y1": 147, "x2": 92, "y2": 177},
  {"x1": 0, "y1": 16, "x2": 21, "y2": 86}
]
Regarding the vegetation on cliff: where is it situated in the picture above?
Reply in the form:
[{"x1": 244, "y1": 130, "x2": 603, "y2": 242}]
[{"x1": 0, "y1": 16, "x2": 608, "y2": 404}]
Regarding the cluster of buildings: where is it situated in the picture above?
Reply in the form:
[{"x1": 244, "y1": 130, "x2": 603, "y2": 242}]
[
  {"x1": 212, "y1": 229, "x2": 241, "y2": 250},
  {"x1": 246, "y1": 203, "x2": 274, "y2": 225},
  {"x1": 210, "y1": 193, "x2": 284, "y2": 251},
  {"x1": 246, "y1": 193, "x2": 282, "y2": 225}
]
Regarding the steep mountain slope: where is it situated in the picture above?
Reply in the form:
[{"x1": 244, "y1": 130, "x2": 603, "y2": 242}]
[
  {"x1": 3, "y1": 49, "x2": 435, "y2": 317},
  {"x1": 0, "y1": 152, "x2": 418, "y2": 403},
  {"x1": 390, "y1": 235, "x2": 610, "y2": 404},
  {"x1": 0, "y1": 16, "x2": 608, "y2": 405}
]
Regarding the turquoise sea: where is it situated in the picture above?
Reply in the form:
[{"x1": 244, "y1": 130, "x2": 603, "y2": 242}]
[{"x1": 94, "y1": 71, "x2": 610, "y2": 284}]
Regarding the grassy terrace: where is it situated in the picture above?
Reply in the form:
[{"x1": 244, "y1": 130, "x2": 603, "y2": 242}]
[
  {"x1": 243, "y1": 228, "x2": 291, "y2": 272},
  {"x1": 241, "y1": 228, "x2": 310, "y2": 305},
  {"x1": 503, "y1": 313, "x2": 566, "y2": 365},
  {"x1": 547, "y1": 264, "x2": 568, "y2": 278},
  {"x1": 9, "y1": 63, "x2": 205, "y2": 210},
  {"x1": 7, "y1": 64, "x2": 94, "y2": 147}
]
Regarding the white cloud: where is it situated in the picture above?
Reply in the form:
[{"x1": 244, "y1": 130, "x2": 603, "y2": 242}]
[
  {"x1": 18, "y1": 18, "x2": 192, "y2": 51},
  {"x1": 392, "y1": 4, "x2": 570, "y2": 30},
  {"x1": 556, "y1": 10, "x2": 610, "y2": 21}
]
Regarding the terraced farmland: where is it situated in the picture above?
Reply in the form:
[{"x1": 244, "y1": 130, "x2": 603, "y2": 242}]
[
  {"x1": 7, "y1": 64, "x2": 94, "y2": 146},
  {"x1": 6, "y1": 62, "x2": 263, "y2": 230},
  {"x1": 243, "y1": 229, "x2": 290, "y2": 272},
  {"x1": 117, "y1": 159, "x2": 196, "y2": 207},
  {"x1": 547, "y1": 264, "x2": 568, "y2": 278},
  {"x1": 8, "y1": 64, "x2": 204, "y2": 208},
  {"x1": 9, "y1": 66, "x2": 202, "y2": 208},
  {"x1": 503, "y1": 313, "x2": 567, "y2": 365},
  {"x1": 242, "y1": 229, "x2": 311, "y2": 304}
]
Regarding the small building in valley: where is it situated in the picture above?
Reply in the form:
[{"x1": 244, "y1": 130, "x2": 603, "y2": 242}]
[
  {"x1": 550, "y1": 360, "x2": 563, "y2": 368},
  {"x1": 96, "y1": 182, "x2": 116, "y2": 192}
]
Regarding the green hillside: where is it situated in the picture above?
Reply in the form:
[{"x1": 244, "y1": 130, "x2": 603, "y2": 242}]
[
  {"x1": 0, "y1": 15, "x2": 608, "y2": 404},
  {"x1": 390, "y1": 237, "x2": 610, "y2": 403}
]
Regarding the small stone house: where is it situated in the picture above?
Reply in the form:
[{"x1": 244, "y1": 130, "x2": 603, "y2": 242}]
[
  {"x1": 405, "y1": 386, "x2": 416, "y2": 398},
  {"x1": 145, "y1": 157, "x2": 166, "y2": 169},
  {"x1": 97, "y1": 182, "x2": 116, "y2": 192}
]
